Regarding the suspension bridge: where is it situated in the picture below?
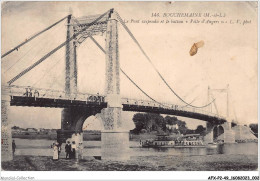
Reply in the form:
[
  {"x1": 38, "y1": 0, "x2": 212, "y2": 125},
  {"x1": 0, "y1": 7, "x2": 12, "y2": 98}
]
[{"x1": 2, "y1": 9, "x2": 240, "y2": 161}]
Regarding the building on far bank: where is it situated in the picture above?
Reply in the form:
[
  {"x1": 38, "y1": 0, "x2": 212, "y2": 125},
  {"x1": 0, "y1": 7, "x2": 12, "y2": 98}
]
[
  {"x1": 26, "y1": 128, "x2": 38, "y2": 133},
  {"x1": 166, "y1": 124, "x2": 178, "y2": 130},
  {"x1": 11, "y1": 127, "x2": 26, "y2": 134},
  {"x1": 11, "y1": 129, "x2": 22, "y2": 134}
]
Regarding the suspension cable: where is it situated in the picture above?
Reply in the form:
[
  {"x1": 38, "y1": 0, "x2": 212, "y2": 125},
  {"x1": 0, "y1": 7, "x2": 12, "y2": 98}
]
[
  {"x1": 181, "y1": 95, "x2": 199, "y2": 108},
  {"x1": 4, "y1": 22, "x2": 65, "y2": 74},
  {"x1": 7, "y1": 9, "x2": 111, "y2": 85},
  {"x1": 32, "y1": 43, "x2": 76, "y2": 87},
  {"x1": 121, "y1": 69, "x2": 164, "y2": 105},
  {"x1": 89, "y1": 36, "x2": 168, "y2": 107},
  {"x1": 36, "y1": 34, "x2": 89, "y2": 88},
  {"x1": 35, "y1": 34, "x2": 90, "y2": 90},
  {"x1": 114, "y1": 11, "x2": 215, "y2": 109},
  {"x1": 2, "y1": 15, "x2": 70, "y2": 59}
]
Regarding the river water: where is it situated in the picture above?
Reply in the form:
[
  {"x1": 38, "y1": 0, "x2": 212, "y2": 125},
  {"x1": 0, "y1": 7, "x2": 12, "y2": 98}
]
[{"x1": 13, "y1": 138, "x2": 258, "y2": 158}]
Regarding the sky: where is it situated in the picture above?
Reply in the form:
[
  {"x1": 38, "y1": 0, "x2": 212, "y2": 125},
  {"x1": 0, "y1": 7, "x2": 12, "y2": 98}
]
[{"x1": 1, "y1": 2, "x2": 258, "y2": 130}]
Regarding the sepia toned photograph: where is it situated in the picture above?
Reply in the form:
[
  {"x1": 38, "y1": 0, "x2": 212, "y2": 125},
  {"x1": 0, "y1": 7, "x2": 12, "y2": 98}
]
[{"x1": 1, "y1": 1, "x2": 258, "y2": 177}]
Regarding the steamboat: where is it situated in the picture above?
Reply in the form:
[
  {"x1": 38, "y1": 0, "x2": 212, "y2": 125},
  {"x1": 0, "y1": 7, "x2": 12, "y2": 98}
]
[{"x1": 140, "y1": 134, "x2": 205, "y2": 148}]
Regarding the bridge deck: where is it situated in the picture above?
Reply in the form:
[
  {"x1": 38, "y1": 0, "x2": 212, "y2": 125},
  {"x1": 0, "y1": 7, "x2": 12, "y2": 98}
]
[{"x1": 9, "y1": 96, "x2": 226, "y2": 124}]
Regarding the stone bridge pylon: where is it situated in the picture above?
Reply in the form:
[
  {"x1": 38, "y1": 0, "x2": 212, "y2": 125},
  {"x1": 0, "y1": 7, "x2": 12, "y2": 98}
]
[
  {"x1": 204, "y1": 121, "x2": 236, "y2": 143},
  {"x1": 1, "y1": 85, "x2": 13, "y2": 161}
]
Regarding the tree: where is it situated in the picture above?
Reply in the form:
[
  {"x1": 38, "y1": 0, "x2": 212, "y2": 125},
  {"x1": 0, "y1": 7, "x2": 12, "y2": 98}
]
[
  {"x1": 195, "y1": 125, "x2": 206, "y2": 134},
  {"x1": 132, "y1": 113, "x2": 147, "y2": 134},
  {"x1": 11, "y1": 126, "x2": 20, "y2": 130},
  {"x1": 176, "y1": 120, "x2": 188, "y2": 134},
  {"x1": 132, "y1": 113, "x2": 165, "y2": 133},
  {"x1": 165, "y1": 116, "x2": 178, "y2": 125},
  {"x1": 132, "y1": 113, "x2": 191, "y2": 134},
  {"x1": 151, "y1": 113, "x2": 165, "y2": 132}
]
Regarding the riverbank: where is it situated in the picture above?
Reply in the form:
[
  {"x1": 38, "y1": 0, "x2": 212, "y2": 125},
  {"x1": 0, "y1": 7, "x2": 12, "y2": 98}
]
[
  {"x1": 12, "y1": 133, "x2": 159, "y2": 141},
  {"x1": 12, "y1": 133, "x2": 101, "y2": 141},
  {"x1": 2, "y1": 154, "x2": 257, "y2": 171}
]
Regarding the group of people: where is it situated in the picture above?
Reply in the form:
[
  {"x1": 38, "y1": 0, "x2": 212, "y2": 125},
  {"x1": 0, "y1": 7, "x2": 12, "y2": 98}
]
[
  {"x1": 23, "y1": 88, "x2": 39, "y2": 97},
  {"x1": 52, "y1": 140, "x2": 82, "y2": 161},
  {"x1": 11, "y1": 139, "x2": 82, "y2": 161},
  {"x1": 65, "y1": 141, "x2": 76, "y2": 159}
]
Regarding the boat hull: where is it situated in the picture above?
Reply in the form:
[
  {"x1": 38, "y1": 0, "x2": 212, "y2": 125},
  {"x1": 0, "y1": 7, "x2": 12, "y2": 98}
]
[
  {"x1": 173, "y1": 145, "x2": 205, "y2": 148},
  {"x1": 141, "y1": 145, "x2": 206, "y2": 148}
]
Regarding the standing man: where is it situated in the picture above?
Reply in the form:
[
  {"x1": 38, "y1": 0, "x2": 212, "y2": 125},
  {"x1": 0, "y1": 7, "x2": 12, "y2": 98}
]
[
  {"x1": 12, "y1": 140, "x2": 16, "y2": 156},
  {"x1": 71, "y1": 141, "x2": 76, "y2": 159},
  {"x1": 65, "y1": 141, "x2": 71, "y2": 159},
  {"x1": 28, "y1": 88, "x2": 33, "y2": 97},
  {"x1": 34, "y1": 89, "x2": 39, "y2": 97}
]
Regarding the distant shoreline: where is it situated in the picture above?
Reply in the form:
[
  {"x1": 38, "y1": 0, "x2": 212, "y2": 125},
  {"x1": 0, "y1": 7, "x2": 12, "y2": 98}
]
[
  {"x1": 12, "y1": 133, "x2": 101, "y2": 141},
  {"x1": 12, "y1": 133, "x2": 161, "y2": 141}
]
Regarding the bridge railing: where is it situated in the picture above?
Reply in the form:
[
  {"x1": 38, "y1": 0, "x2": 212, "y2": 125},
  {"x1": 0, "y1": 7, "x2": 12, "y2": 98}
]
[
  {"x1": 4, "y1": 85, "x2": 105, "y2": 103},
  {"x1": 5, "y1": 85, "x2": 65, "y2": 99},
  {"x1": 121, "y1": 97, "x2": 222, "y2": 118}
]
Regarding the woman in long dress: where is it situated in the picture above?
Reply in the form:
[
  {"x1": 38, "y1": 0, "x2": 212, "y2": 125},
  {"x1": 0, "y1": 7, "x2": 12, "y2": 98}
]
[{"x1": 53, "y1": 142, "x2": 59, "y2": 161}]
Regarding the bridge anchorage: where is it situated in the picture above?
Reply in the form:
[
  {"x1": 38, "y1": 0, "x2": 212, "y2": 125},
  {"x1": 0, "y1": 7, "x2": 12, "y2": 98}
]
[{"x1": 2, "y1": 8, "x2": 241, "y2": 162}]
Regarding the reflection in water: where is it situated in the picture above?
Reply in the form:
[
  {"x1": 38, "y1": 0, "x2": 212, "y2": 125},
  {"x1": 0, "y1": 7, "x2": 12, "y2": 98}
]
[
  {"x1": 134, "y1": 143, "x2": 257, "y2": 157},
  {"x1": 216, "y1": 144, "x2": 224, "y2": 154},
  {"x1": 13, "y1": 138, "x2": 258, "y2": 157}
]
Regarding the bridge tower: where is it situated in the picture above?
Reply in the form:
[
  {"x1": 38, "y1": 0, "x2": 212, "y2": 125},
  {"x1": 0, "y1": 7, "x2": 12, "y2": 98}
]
[
  {"x1": 1, "y1": 84, "x2": 13, "y2": 161},
  {"x1": 57, "y1": 14, "x2": 78, "y2": 143},
  {"x1": 65, "y1": 14, "x2": 77, "y2": 96},
  {"x1": 57, "y1": 13, "x2": 98, "y2": 143},
  {"x1": 204, "y1": 85, "x2": 235, "y2": 143},
  {"x1": 100, "y1": 10, "x2": 130, "y2": 160},
  {"x1": 57, "y1": 10, "x2": 130, "y2": 160}
]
